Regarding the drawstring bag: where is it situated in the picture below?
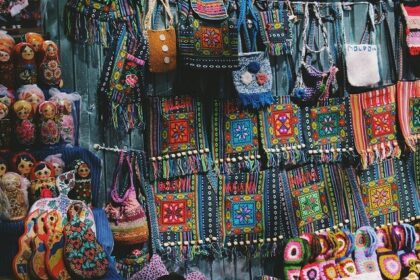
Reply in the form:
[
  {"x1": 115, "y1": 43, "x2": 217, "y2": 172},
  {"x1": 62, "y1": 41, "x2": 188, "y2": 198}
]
[
  {"x1": 177, "y1": 0, "x2": 239, "y2": 69},
  {"x1": 144, "y1": 0, "x2": 177, "y2": 73},
  {"x1": 401, "y1": 4, "x2": 420, "y2": 56},
  {"x1": 292, "y1": 3, "x2": 338, "y2": 104},
  {"x1": 344, "y1": 4, "x2": 380, "y2": 87},
  {"x1": 105, "y1": 153, "x2": 149, "y2": 245},
  {"x1": 232, "y1": 0, "x2": 273, "y2": 109}
]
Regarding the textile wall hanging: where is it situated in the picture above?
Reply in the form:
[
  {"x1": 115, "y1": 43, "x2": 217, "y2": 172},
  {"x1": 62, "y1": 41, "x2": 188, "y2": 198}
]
[
  {"x1": 98, "y1": 24, "x2": 148, "y2": 132},
  {"x1": 401, "y1": 4, "x2": 420, "y2": 56},
  {"x1": 147, "y1": 96, "x2": 211, "y2": 181},
  {"x1": 177, "y1": 0, "x2": 239, "y2": 69},
  {"x1": 151, "y1": 174, "x2": 218, "y2": 257},
  {"x1": 258, "y1": 95, "x2": 306, "y2": 168},
  {"x1": 358, "y1": 158, "x2": 420, "y2": 227},
  {"x1": 302, "y1": 97, "x2": 356, "y2": 164},
  {"x1": 350, "y1": 85, "x2": 401, "y2": 169},
  {"x1": 212, "y1": 99, "x2": 261, "y2": 174},
  {"x1": 397, "y1": 80, "x2": 420, "y2": 151}
]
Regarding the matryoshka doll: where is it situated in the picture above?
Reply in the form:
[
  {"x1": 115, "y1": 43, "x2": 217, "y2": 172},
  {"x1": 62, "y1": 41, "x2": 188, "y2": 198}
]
[
  {"x1": 11, "y1": 151, "x2": 36, "y2": 178},
  {"x1": 17, "y1": 84, "x2": 45, "y2": 113},
  {"x1": 13, "y1": 100, "x2": 36, "y2": 146},
  {"x1": 44, "y1": 154, "x2": 65, "y2": 176},
  {"x1": 30, "y1": 161, "x2": 59, "y2": 203},
  {"x1": 39, "y1": 40, "x2": 63, "y2": 87},
  {"x1": 25, "y1": 32, "x2": 44, "y2": 64},
  {"x1": 14, "y1": 42, "x2": 37, "y2": 86},
  {"x1": 49, "y1": 90, "x2": 77, "y2": 145},
  {"x1": 0, "y1": 172, "x2": 29, "y2": 220},
  {"x1": 68, "y1": 160, "x2": 92, "y2": 206},
  {"x1": 0, "y1": 34, "x2": 15, "y2": 89},
  {"x1": 0, "y1": 157, "x2": 7, "y2": 178},
  {"x1": 38, "y1": 100, "x2": 60, "y2": 145},
  {"x1": 0, "y1": 87, "x2": 13, "y2": 151}
]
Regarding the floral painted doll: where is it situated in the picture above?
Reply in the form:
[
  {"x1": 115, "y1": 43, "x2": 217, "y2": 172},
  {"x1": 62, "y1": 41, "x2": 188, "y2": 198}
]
[
  {"x1": 0, "y1": 172, "x2": 29, "y2": 220},
  {"x1": 0, "y1": 101, "x2": 11, "y2": 150},
  {"x1": 17, "y1": 84, "x2": 45, "y2": 113},
  {"x1": 30, "y1": 161, "x2": 58, "y2": 203},
  {"x1": 44, "y1": 154, "x2": 65, "y2": 176},
  {"x1": 11, "y1": 151, "x2": 36, "y2": 178},
  {"x1": 25, "y1": 32, "x2": 44, "y2": 64},
  {"x1": 39, "y1": 40, "x2": 63, "y2": 87},
  {"x1": 0, "y1": 157, "x2": 7, "y2": 178},
  {"x1": 14, "y1": 42, "x2": 37, "y2": 86},
  {"x1": 13, "y1": 100, "x2": 36, "y2": 146},
  {"x1": 68, "y1": 160, "x2": 92, "y2": 206},
  {"x1": 0, "y1": 45, "x2": 15, "y2": 89},
  {"x1": 38, "y1": 100, "x2": 60, "y2": 145}
]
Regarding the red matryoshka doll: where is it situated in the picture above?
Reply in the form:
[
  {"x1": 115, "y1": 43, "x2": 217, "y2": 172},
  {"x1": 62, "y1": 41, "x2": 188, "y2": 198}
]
[
  {"x1": 25, "y1": 32, "x2": 44, "y2": 64},
  {"x1": 11, "y1": 151, "x2": 36, "y2": 178},
  {"x1": 0, "y1": 157, "x2": 7, "y2": 178},
  {"x1": 13, "y1": 100, "x2": 36, "y2": 146},
  {"x1": 68, "y1": 160, "x2": 92, "y2": 206},
  {"x1": 17, "y1": 84, "x2": 45, "y2": 113},
  {"x1": 30, "y1": 161, "x2": 59, "y2": 203},
  {"x1": 39, "y1": 40, "x2": 63, "y2": 87},
  {"x1": 14, "y1": 42, "x2": 37, "y2": 86},
  {"x1": 38, "y1": 100, "x2": 60, "y2": 145},
  {"x1": 44, "y1": 154, "x2": 65, "y2": 176},
  {"x1": 0, "y1": 34, "x2": 15, "y2": 89},
  {"x1": 0, "y1": 172, "x2": 29, "y2": 220}
]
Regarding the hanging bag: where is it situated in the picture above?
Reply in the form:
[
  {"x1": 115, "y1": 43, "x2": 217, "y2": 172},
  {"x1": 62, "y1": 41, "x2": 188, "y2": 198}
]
[
  {"x1": 344, "y1": 4, "x2": 380, "y2": 87},
  {"x1": 105, "y1": 153, "x2": 149, "y2": 245},
  {"x1": 292, "y1": 3, "x2": 338, "y2": 103},
  {"x1": 144, "y1": 0, "x2": 177, "y2": 73}
]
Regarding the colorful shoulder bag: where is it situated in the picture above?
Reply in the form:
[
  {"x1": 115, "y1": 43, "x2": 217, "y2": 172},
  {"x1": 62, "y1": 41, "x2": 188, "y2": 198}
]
[
  {"x1": 292, "y1": 3, "x2": 338, "y2": 104},
  {"x1": 335, "y1": 229, "x2": 357, "y2": 278},
  {"x1": 391, "y1": 224, "x2": 419, "y2": 278},
  {"x1": 177, "y1": 0, "x2": 239, "y2": 69},
  {"x1": 144, "y1": 0, "x2": 177, "y2": 73},
  {"x1": 299, "y1": 234, "x2": 322, "y2": 280},
  {"x1": 354, "y1": 226, "x2": 381, "y2": 275},
  {"x1": 282, "y1": 237, "x2": 310, "y2": 279},
  {"x1": 343, "y1": 4, "x2": 380, "y2": 87},
  {"x1": 375, "y1": 225, "x2": 402, "y2": 280},
  {"x1": 105, "y1": 152, "x2": 149, "y2": 245}
]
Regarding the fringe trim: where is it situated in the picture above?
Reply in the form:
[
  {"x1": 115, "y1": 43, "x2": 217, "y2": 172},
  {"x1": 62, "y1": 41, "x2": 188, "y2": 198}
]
[
  {"x1": 218, "y1": 151, "x2": 261, "y2": 175},
  {"x1": 407, "y1": 135, "x2": 420, "y2": 152},
  {"x1": 307, "y1": 147, "x2": 357, "y2": 164},
  {"x1": 238, "y1": 92, "x2": 274, "y2": 110},
  {"x1": 267, "y1": 42, "x2": 292, "y2": 56},
  {"x1": 361, "y1": 141, "x2": 401, "y2": 170},
  {"x1": 265, "y1": 146, "x2": 306, "y2": 167},
  {"x1": 111, "y1": 103, "x2": 143, "y2": 132},
  {"x1": 150, "y1": 151, "x2": 211, "y2": 181},
  {"x1": 163, "y1": 243, "x2": 217, "y2": 261},
  {"x1": 223, "y1": 237, "x2": 280, "y2": 259}
]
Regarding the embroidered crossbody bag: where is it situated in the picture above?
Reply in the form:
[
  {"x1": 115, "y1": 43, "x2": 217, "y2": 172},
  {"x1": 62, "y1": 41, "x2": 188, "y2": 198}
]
[
  {"x1": 177, "y1": 0, "x2": 239, "y2": 69},
  {"x1": 105, "y1": 152, "x2": 149, "y2": 245},
  {"x1": 292, "y1": 3, "x2": 338, "y2": 104},
  {"x1": 144, "y1": 0, "x2": 177, "y2": 73},
  {"x1": 344, "y1": 4, "x2": 380, "y2": 87}
]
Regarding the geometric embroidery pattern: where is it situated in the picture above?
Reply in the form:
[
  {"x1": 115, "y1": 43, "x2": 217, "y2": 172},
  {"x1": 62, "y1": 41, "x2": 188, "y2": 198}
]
[
  {"x1": 267, "y1": 103, "x2": 301, "y2": 146},
  {"x1": 230, "y1": 119, "x2": 253, "y2": 147},
  {"x1": 162, "y1": 112, "x2": 197, "y2": 153},
  {"x1": 225, "y1": 194, "x2": 263, "y2": 236},
  {"x1": 310, "y1": 104, "x2": 347, "y2": 145},
  {"x1": 199, "y1": 27, "x2": 224, "y2": 51},
  {"x1": 361, "y1": 176, "x2": 400, "y2": 218},
  {"x1": 225, "y1": 109, "x2": 259, "y2": 154},
  {"x1": 365, "y1": 104, "x2": 397, "y2": 146},
  {"x1": 273, "y1": 110, "x2": 294, "y2": 137},
  {"x1": 410, "y1": 98, "x2": 420, "y2": 134}
]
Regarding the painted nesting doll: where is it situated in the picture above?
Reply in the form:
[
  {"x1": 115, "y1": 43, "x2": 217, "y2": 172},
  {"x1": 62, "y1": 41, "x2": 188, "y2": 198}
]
[
  {"x1": 25, "y1": 32, "x2": 44, "y2": 64},
  {"x1": 39, "y1": 41, "x2": 62, "y2": 87},
  {"x1": 11, "y1": 151, "x2": 36, "y2": 179},
  {"x1": 50, "y1": 94, "x2": 75, "y2": 145},
  {"x1": 68, "y1": 160, "x2": 92, "y2": 206},
  {"x1": 17, "y1": 84, "x2": 45, "y2": 113},
  {"x1": 30, "y1": 161, "x2": 58, "y2": 203},
  {"x1": 13, "y1": 100, "x2": 36, "y2": 146},
  {"x1": 14, "y1": 43, "x2": 37, "y2": 86},
  {"x1": 38, "y1": 100, "x2": 60, "y2": 145},
  {"x1": 44, "y1": 154, "x2": 65, "y2": 176},
  {"x1": 0, "y1": 172, "x2": 29, "y2": 220},
  {"x1": 0, "y1": 87, "x2": 14, "y2": 150},
  {"x1": 0, "y1": 46, "x2": 15, "y2": 89},
  {"x1": 0, "y1": 157, "x2": 7, "y2": 178}
]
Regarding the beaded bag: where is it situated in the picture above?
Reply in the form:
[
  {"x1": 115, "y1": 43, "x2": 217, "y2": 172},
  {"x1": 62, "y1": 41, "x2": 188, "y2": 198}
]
[
  {"x1": 147, "y1": 96, "x2": 211, "y2": 181},
  {"x1": 211, "y1": 99, "x2": 262, "y2": 174},
  {"x1": 177, "y1": 0, "x2": 239, "y2": 69},
  {"x1": 350, "y1": 85, "x2": 401, "y2": 169},
  {"x1": 258, "y1": 96, "x2": 306, "y2": 168}
]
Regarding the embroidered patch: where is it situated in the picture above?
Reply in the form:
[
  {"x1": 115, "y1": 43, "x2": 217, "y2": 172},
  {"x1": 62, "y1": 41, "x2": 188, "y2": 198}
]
[
  {"x1": 271, "y1": 106, "x2": 300, "y2": 143},
  {"x1": 155, "y1": 193, "x2": 195, "y2": 232},
  {"x1": 162, "y1": 113, "x2": 196, "y2": 153},
  {"x1": 226, "y1": 117, "x2": 258, "y2": 153},
  {"x1": 310, "y1": 104, "x2": 347, "y2": 145},
  {"x1": 199, "y1": 27, "x2": 224, "y2": 50},
  {"x1": 409, "y1": 98, "x2": 420, "y2": 134},
  {"x1": 365, "y1": 104, "x2": 397, "y2": 145},
  {"x1": 361, "y1": 177, "x2": 399, "y2": 218},
  {"x1": 225, "y1": 194, "x2": 263, "y2": 235}
]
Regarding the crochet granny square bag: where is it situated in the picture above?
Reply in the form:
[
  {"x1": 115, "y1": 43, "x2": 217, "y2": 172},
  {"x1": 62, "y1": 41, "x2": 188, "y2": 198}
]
[
  {"x1": 258, "y1": 96, "x2": 306, "y2": 168},
  {"x1": 302, "y1": 97, "x2": 356, "y2": 164},
  {"x1": 177, "y1": 0, "x2": 239, "y2": 69},
  {"x1": 397, "y1": 80, "x2": 420, "y2": 152},
  {"x1": 358, "y1": 158, "x2": 420, "y2": 227},
  {"x1": 211, "y1": 99, "x2": 262, "y2": 174},
  {"x1": 350, "y1": 85, "x2": 401, "y2": 169},
  {"x1": 147, "y1": 96, "x2": 211, "y2": 181}
]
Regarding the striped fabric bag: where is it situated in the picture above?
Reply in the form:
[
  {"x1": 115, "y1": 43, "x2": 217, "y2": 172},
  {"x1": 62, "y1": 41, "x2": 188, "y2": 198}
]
[{"x1": 350, "y1": 85, "x2": 401, "y2": 169}]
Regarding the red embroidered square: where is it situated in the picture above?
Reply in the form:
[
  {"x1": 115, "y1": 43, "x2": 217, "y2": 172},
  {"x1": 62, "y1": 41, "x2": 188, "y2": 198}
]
[
  {"x1": 155, "y1": 193, "x2": 195, "y2": 232},
  {"x1": 161, "y1": 200, "x2": 187, "y2": 225},
  {"x1": 370, "y1": 112, "x2": 394, "y2": 137},
  {"x1": 161, "y1": 113, "x2": 196, "y2": 153},
  {"x1": 168, "y1": 120, "x2": 190, "y2": 145},
  {"x1": 199, "y1": 27, "x2": 224, "y2": 50},
  {"x1": 365, "y1": 104, "x2": 397, "y2": 145},
  {"x1": 272, "y1": 110, "x2": 294, "y2": 138}
]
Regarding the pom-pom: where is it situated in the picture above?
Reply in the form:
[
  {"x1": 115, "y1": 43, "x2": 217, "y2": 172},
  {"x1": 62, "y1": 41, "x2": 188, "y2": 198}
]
[
  {"x1": 247, "y1": 62, "x2": 260, "y2": 74},
  {"x1": 293, "y1": 87, "x2": 306, "y2": 99}
]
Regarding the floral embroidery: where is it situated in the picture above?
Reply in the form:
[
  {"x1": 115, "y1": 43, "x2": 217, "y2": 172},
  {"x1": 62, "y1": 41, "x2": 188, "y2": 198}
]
[
  {"x1": 125, "y1": 74, "x2": 138, "y2": 88},
  {"x1": 200, "y1": 27, "x2": 223, "y2": 50},
  {"x1": 225, "y1": 110, "x2": 259, "y2": 154},
  {"x1": 232, "y1": 202, "x2": 255, "y2": 226},
  {"x1": 162, "y1": 113, "x2": 196, "y2": 153},
  {"x1": 365, "y1": 104, "x2": 397, "y2": 145},
  {"x1": 155, "y1": 192, "x2": 195, "y2": 232},
  {"x1": 410, "y1": 98, "x2": 420, "y2": 134},
  {"x1": 169, "y1": 120, "x2": 190, "y2": 144},
  {"x1": 266, "y1": 102, "x2": 301, "y2": 147},
  {"x1": 225, "y1": 194, "x2": 263, "y2": 236},
  {"x1": 318, "y1": 113, "x2": 339, "y2": 138},
  {"x1": 256, "y1": 72, "x2": 268, "y2": 85},
  {"x1": 162, "y1": 201, "x2": 186, "y2": 225},
  {"x1": 297, "y1": 191, "x2": 323, "y2": 220},
  {"x1": 361, "y1": 177, "x2": 400, "y2": 218},
  {"x1": 310, "y1": 104, "x2": 347, "y2": 145},
  {"x1": 231, "y1": 119, "x2": 252, "y2": 146}
]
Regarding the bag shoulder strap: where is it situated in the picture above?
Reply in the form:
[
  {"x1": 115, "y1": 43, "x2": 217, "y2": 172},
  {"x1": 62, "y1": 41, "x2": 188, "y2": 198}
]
[
  {"x1": 110, "y1": 153, "x2": 135, "y2": 203},
  {"x1": 144, "y1": 0, "x2": 173, "y2": 30}
]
